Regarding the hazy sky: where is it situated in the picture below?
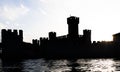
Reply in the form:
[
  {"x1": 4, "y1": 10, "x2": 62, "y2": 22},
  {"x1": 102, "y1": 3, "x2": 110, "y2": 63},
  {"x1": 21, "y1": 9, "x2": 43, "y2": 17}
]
[{"x1": 0, "y1": 0, "x2": 120, "y2": 42}]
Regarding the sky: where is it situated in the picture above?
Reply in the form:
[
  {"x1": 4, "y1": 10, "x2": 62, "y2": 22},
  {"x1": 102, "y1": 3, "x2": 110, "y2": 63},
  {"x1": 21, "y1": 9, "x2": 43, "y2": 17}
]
[{"x1": 0, "y1": 0, "x2": 120, "y2": 42}]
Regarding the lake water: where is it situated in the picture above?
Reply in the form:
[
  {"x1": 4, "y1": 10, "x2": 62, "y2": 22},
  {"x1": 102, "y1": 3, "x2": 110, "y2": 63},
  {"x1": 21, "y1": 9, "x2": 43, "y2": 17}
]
[{"x1": 2, "y1": 58, "x2": 120, "y2": 72}]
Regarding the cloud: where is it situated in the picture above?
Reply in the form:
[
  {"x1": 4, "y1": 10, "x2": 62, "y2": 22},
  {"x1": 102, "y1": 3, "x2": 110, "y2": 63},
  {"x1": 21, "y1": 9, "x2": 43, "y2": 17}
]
[
  {"x1": 0, "y1": 4, "x2": 29, "y2": 21},
  {"x1": 39, "y1": 8, "x2": 47, "y2": 15}
]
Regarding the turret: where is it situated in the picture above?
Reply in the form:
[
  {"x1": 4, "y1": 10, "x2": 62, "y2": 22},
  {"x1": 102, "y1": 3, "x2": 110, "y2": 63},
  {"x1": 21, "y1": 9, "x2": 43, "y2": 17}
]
[
  {"x1": 49, "y1": 32, "x2": 56, "y2": 40},
  {"x1": 67, "y1": 16, "x2": 79, "y2": 38},
  {"x1": 83, "y1": 29, "x2": 91, "y2": 43}
]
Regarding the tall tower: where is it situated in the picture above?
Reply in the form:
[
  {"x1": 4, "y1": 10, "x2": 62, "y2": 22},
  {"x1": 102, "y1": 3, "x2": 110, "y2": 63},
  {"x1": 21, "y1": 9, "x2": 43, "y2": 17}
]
[{"x1": 67, "y1": 16, "x2": 79, "y2": 38}]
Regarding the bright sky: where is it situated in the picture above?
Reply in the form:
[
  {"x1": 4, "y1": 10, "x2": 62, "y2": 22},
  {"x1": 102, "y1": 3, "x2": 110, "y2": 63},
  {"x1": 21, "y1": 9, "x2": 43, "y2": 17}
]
[{"x1": 0, "y1": 0, "x2": 120, "y2": 42}]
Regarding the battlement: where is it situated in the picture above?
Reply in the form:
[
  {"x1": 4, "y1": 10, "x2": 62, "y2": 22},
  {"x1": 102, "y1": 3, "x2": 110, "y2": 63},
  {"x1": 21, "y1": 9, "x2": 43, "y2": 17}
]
[
  {"x1": 32, "y1": 39, "x2": 39, "y2": 45},
  {"x1": 83, "y1": 29, "x2": 91, "y2": 33},
  {"x1": 1, "y1": 29, "x2": 23, "y2": 43},
  {"x1": 40, "y1": 37, "x2": 48, "y2": 41},
  {"x1": 49, "y1": 32, "x2": 56, "y2": 40},
  {"x1": 83, "y1": 29, "x2": 91, "y2": 36},
  {"x1": 2, "y1": 29, "x2": 23, "y2": 36},
  {"x1": 67, "y1": 16, "x2": 79, "y2": 25}
]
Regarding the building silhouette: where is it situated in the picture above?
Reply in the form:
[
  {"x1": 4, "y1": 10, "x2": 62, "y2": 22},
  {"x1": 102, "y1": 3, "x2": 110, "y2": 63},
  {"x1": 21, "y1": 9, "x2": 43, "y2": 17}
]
[
  {"x1": 1, "y1": 16, "x2": 120, "y2": 60},
  {"x1": 67, "y1": 16, "x2": 79, "y2": 38}
]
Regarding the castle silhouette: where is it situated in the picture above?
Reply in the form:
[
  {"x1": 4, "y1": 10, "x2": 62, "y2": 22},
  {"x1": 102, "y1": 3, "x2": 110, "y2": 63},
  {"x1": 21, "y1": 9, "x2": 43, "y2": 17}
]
[{"x1": 1, "y1": 16, "x2": 120, "y2": 60}]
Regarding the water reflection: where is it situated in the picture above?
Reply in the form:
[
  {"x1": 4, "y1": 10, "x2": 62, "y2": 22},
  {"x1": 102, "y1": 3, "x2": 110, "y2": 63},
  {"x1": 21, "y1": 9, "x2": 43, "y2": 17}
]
[
  {"x1": 22, "y1": 59, "x2": 71, "y2": 72},
  {"x1": 2, "y1": 58, "x2": 120, "y2": 72},
  {"x1": 76, "y1": 59, "x2": 116, "y2": 72}
]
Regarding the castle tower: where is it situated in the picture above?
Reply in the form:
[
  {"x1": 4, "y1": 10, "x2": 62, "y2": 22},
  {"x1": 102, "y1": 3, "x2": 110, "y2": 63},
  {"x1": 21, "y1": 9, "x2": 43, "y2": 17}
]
[
  {"x1": 83, "y1": 29, "x2": 91, "y2": 43},
  {"x1": 49, "y1": 32, "x2": 56, "y2": 40},
  {"x1": 67, "y1": 16, "x2": 79, "y2": 38}
]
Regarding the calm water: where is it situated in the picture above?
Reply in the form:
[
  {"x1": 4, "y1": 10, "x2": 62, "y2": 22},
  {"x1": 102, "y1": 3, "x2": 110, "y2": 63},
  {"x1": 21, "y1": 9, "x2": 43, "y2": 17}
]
[{"x1": 2, "y1": 58, "x2": 120, "y2": 72}]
